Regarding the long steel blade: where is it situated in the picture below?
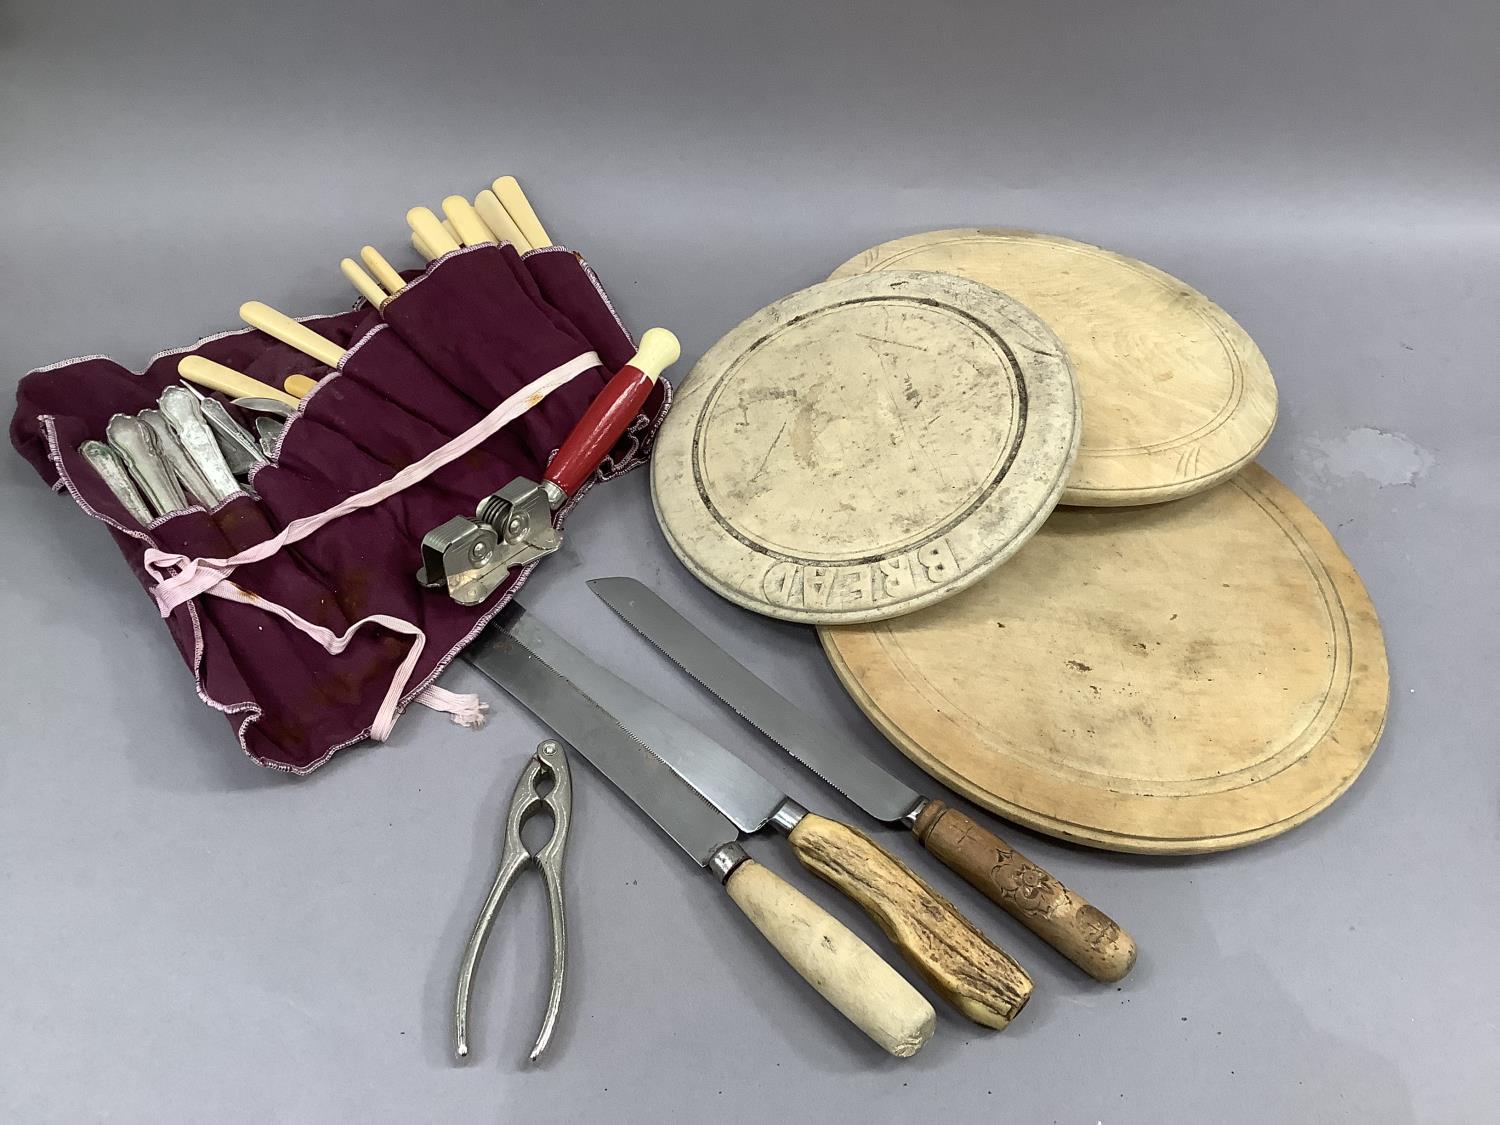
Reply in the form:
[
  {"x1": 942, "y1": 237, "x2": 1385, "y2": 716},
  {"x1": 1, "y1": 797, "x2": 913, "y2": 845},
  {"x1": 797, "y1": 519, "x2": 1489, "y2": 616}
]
[
  {"x1": 465, "y1": 621, "x2": 743, "y2": 867},
  {"x1": 495, "y1": 603, "x2": 788, "y2": 833},
  {"x1": 590, "y1": 578, "x2": 925, "y2": 825}
]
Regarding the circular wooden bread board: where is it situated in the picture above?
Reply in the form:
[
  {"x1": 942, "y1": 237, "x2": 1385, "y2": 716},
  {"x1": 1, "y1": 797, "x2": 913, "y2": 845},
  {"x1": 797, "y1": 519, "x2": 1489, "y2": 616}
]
[
  {"x1": 819, "y1": 465, "x2": 1388, "y2": 854},
  {"x1": 651, "y1": 271, "x2": 1080, "y2": 624},
  {"x1": 830, "y1": 230, "x2": 1278, "y2": 507}
]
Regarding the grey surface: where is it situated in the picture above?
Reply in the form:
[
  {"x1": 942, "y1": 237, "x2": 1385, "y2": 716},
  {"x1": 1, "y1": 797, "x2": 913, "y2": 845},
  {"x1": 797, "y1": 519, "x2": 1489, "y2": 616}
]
[{"x1": 1, "y1": 1, "x2": 1496, "y2": 1121}]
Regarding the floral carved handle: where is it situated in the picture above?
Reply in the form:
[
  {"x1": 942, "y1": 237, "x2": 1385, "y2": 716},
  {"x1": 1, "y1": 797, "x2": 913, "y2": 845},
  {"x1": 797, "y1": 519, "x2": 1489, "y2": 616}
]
[{"x1": 912, "y1": 801, "x2": 1137, "y2": 983}]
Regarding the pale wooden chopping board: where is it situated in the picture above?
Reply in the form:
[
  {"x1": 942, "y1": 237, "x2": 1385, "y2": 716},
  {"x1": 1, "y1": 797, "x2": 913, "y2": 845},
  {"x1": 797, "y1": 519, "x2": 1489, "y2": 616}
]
[
  {"x1": 830, "y1": 230, "x2": 1278, "y2": 507},
  {"x1": 819, "y1": 465, "x2": 1388, "y2": 854},
  {"x1": 651, "y1": 271, "x2": 1080, "y2": 623}
]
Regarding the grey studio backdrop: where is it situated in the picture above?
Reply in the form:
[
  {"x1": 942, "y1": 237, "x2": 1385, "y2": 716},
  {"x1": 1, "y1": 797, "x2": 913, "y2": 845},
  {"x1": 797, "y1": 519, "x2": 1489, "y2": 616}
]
[{"x1": 2, "y1": 1, "x2": 1496, "y2": 1122}]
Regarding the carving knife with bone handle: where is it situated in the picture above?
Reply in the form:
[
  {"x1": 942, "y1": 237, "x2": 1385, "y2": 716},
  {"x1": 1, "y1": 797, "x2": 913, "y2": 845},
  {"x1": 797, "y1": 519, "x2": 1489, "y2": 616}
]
[
  {"x1": 590, "y1": 577, "x2": 1138, "y2": 982},
  {"x1": 477, "y1": 603, "x2": 1034, "y2": 1029},
  {"x1": 463, "y1": 619, "x2": 936, "y2": 1057}
]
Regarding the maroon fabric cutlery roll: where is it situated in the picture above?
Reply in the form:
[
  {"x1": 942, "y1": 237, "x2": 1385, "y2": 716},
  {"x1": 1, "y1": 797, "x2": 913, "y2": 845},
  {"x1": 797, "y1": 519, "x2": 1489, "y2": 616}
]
[{"x1": 9, "y1": 244, "x2": 668, "y2": 773}]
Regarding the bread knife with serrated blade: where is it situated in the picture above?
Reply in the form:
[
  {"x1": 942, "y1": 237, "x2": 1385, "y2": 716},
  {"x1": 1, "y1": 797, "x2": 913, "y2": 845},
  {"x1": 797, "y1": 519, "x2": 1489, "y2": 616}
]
[
  {"x1": 483, "y1": 601, "x2": 1033, "y2": 1029},
  {"x1": 463, "y1": 619, "x2": 935, "y2": 1057},
  {"x1": 589, "y1": 576, "x2": 1137, "y2": 983}
]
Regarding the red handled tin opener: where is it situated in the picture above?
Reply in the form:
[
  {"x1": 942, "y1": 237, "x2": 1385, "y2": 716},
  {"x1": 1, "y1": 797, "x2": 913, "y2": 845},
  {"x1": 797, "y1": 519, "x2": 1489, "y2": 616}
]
[{"x1": 417, "y1": 328, "x2": 680, "y2": 604}]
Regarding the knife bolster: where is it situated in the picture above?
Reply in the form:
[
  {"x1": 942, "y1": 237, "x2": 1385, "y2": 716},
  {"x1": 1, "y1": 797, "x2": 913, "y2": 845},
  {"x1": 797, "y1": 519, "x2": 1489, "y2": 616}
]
[{"x1": 707, "y1": 842, "x2": 751, "y2": 883}]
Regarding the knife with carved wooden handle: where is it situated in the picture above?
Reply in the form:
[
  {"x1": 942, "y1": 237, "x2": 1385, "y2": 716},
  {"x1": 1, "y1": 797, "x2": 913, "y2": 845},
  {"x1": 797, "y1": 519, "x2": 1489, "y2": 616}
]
[
  {"x1": 464, "y1": 620, "x2": 936, "y2": 1058},
  {"x1": 488, "y1": 602, "x2": 1033, "y2": 1028},
  {"x1": 590, "y1": 576, "x2": 1137, "y2": 983}
]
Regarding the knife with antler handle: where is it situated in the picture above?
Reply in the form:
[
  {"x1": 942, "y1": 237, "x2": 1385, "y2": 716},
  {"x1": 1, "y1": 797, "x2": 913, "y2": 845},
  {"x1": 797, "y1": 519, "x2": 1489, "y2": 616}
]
[
  {"x1": 484, "y1": 603, "x2": 1033, "y2": 1029},
  {"x1": 590, "y1": 577, "x2": 1138, "y2": 983}
]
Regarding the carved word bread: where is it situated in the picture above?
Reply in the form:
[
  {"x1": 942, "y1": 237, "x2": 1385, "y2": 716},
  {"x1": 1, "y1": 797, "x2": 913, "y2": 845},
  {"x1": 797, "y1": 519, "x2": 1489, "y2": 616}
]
[
  {"x1": 831, "y1": 230, "x2": 1278, "y2": 507},
  {"x1": 820, "y1": 465, "x2": 1389, "y2": 854},
  {"x1": 651, "y1": 271, "x2": 1079, "y2": 623}
]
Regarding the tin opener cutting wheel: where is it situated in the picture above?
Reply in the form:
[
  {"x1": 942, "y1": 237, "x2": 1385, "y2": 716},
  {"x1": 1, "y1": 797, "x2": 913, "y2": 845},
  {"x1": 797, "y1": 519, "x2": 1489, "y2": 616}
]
[
  {"x1": 454, "y1": 740, "x2": 573, "y2": 1062},
  {"x1": 417, "y1": 329, "x2": 680, "y2": 605}
]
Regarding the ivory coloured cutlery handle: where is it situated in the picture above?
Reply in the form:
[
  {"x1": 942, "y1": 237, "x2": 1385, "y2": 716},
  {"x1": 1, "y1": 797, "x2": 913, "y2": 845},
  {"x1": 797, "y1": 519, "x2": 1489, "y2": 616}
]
[
  {"x1": 787, "y1": 813, "x2": 1033, "y2": 1030},
  {"x1": 238, "y1": 302, "x2": 346, "y2": 368},
  {"x1": 912, "y1": 802, "x2": 1137, "y2": 982},
  {"x1": 407, "y1": 207, "x2": 460, "y2": 259},
  {"x1": 492, "y1": 176, "x2": 551, "y2": 248},
  {"x1": 442, "y1": 195, "x2": 496, "y2": 247},
  {"x1": 283, "y1": 374, "x2": 318, "y2": 399},
  {"x1": 474, "y1": 190, "x2": 532, "y2": 251},
  {"x1": 724, "y1": 859, "x2": 935, "y2": 1057},
  {"x1": 341, "y1": 258, "x2": 388, "y2": 307},
  {"x1": 178, "y1": 355, "x2": 300, "y2": 407},
  {"x1": 412, "y1": 232, "x2": 439, "y2": 262},
  {"x1": 360, "y1": 246, "x2": 405, "y2": 294}
]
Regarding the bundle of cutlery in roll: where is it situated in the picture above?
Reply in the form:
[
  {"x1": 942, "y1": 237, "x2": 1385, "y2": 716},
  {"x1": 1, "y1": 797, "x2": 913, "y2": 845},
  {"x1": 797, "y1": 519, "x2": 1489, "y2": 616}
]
[{"x1": 11, "y1": 175, "x2": 677, "y2": 773}]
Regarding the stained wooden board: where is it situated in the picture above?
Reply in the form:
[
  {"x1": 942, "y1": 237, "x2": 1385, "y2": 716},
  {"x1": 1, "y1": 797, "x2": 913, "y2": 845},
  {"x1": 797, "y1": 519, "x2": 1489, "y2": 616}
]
[
  {"x1": 830, "y1": 230, "x2": 1278, "y2": 507},
  {"x1": 651, "y1": 271, "x2": 1080, "y2": 623},
  {"x1": 819, "y1": 465, "x2": 1388, "y2": 854}
]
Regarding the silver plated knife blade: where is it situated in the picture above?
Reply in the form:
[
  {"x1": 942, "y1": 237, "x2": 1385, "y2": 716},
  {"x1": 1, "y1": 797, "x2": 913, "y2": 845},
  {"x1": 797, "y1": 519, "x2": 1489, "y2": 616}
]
[
  {"x1": 498, "y1": 602, "x2": 787, "y2": 834},
  {"x1": 590, "y1": 577, "x2": 923, "y2": 824},
  {"x1": 464, "y1": 621, "x2": 743, "y2": 866}
]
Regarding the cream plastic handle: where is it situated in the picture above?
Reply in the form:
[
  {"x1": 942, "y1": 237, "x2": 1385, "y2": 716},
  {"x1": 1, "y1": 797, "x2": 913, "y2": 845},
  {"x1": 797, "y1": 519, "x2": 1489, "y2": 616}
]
[
  {"x1": 492, "y1": 176, "x2": 551, "y2": 248},
  {"x1": 442, "y1": 195, "x2": 494, "y2": 247},
  {"x1": 474, "y1": 190, "x2": 531, "y2": 251},
  {"x1": 283, "y1": 374, "x2": 318, "y2": 399},
  {"x1": 411, "y1": 232, "x2": 438, "y2": 262},
  {"x1": 238, "y1": 302, "x2": 345, "y2": 368},
  {"x1": 340, "y1": 258, "x2": 387, "y2": 307},
  {"x1": 630, "y1": 328, "x2": 682, "y2": 381},
  {"x1": 360, "y1": 246, "x2": 404, "y2": 294},
  {"x1": 724, "y1": 860, "x2": 935, "y2": 1058},
  {"x1": 407, "y1": 207, "x2": 460, "y2": 259},
  {"x1": 178, "y1": 355, "x2": 300, "y2": 407}
]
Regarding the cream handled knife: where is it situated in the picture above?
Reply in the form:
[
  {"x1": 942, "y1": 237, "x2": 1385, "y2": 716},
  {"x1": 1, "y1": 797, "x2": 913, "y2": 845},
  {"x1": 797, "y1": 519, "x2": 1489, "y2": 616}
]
[
  {"x1": 463, "y1": 623, "x2": 935, "y2": 1058},
  {"x1": 486, "y1": 603, "x2": 1033, "y2": 1030},
  {"x1": 591, "y1": 577, "x2": 1137, "y2": 982}
]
